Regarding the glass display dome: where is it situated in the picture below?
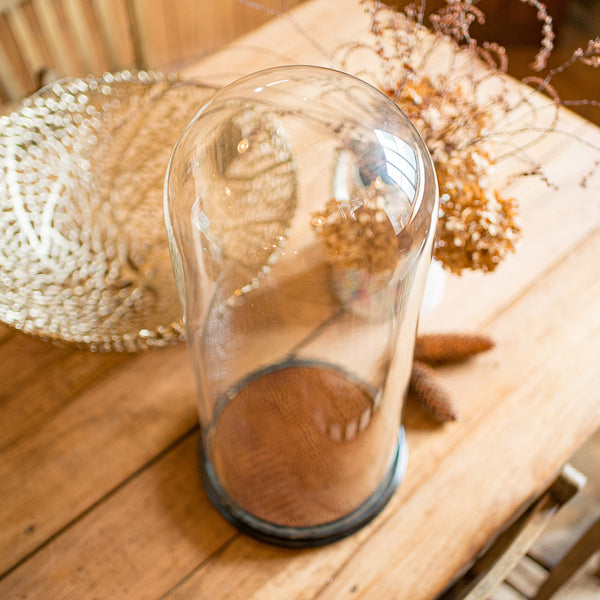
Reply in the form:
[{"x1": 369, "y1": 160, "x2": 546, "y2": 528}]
[{"x1": 164, "y1": 65, "x2": 438, "y2": 546}]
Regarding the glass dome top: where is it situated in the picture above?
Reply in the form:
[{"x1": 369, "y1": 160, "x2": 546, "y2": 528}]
[{"x1": 165, "y1": 65, "x2": 438, "y2": 310}]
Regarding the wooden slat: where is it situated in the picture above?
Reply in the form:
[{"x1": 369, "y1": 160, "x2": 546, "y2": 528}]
[
  {"x1": 442, "y1": 465, "x2": 586, "y2": 600},
  {"x1": 0, "y1": 343, "x2": 198, "y2": 575},
  {"x1": 6, "y1": 4, "x2": 45, "y2": 78},
  {"x1": 0, "y1": 38, "x2": 23, "y2": 99},
  {"x1": 454, "y1": 495, "x2": 561, "y2": 600},
  {"x1": 0, "y1": 341, "x2": 135, "y2": 452},
  {"x1": 532, "y1": 514, "x2": 600, "y2": 600},
  {"x1": 91, "y1": 0, "x2": 135, "y2": 70},
  {"x1": 31, "y1": 0, "x2": 79, "y2": 76},
  {"x1": 0, "y1": 435, "x2": 236, "y2": 597},
  {"x1": 61, "y1": 0, "x2": 104, "y2": 74},
  {"x1": 0, "y1": 12, "x2": 26, "y2": 99},
  {"x1": 123, "y1": 0, "x2": 145, "y2": 68},
  {"x1": 129, "y1": 0, "x2": 168, "y2": 69}
]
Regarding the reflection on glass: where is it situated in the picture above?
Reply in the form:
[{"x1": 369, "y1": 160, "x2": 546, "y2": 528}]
[{"x1": 165, "y1": 66, "x2": 438, "y2": 546}]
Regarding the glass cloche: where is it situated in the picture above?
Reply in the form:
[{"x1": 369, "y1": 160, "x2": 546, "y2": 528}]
[{"x1": 164, "y1": 65, "x2": 438, "y2": 546}]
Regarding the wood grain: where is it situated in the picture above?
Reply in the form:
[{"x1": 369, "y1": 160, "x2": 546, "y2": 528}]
[
  {"x1": 0, "y1": 339, "x2": 135, "y2": 451},
  {"x1": 0, "y1": 1, "x2": 599, "y2": 599},
  {"x1": 0, "y1": 343, "x2": 197, "y2": 575},
  {"x1": 0, "y1": 434, "x2": 236, "y2": 598}
]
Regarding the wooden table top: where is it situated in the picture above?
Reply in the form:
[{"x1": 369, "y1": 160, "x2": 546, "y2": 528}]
[{"x1": 1, "y1": 1, "x2": 599, "y2": 598}]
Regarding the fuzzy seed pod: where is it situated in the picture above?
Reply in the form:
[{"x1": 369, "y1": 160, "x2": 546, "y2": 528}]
[
  {"x1": 414, "y1": 334, "x2": 494, "y2": 365},
  {"x1": 409, "y1": 361, "x2": 461, "y2": 423}
]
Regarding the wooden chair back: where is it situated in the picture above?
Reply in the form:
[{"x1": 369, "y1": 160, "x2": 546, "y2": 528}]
[
  {"x1": 0, "y1": 0, "x2": 139, "y2": 102},
  {"x1": 439, "y1": 464, "x2": 587, "y2": 600},
  {"x1": 0, "y1": 0, "x2": 305, "y2": 104}
]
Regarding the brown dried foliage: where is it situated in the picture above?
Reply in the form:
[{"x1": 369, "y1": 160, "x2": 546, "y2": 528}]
[{"x1": 334, "y1": 0, "x2": 600, "y2": 274}]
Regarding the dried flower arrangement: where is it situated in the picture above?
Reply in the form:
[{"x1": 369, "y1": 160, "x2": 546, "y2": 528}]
[
  {"x1": 314, "y1": 0, "x2": 598, "y2": 420},
  {"x1": 331, "y1": 0, "x2": 600, "y2": 274},
  {"x1": 241, "y1": 0, "x2": 599, "y2": 276},
  {"x1": 240, "y1": 0, "x2": 599, "y2": 423}
]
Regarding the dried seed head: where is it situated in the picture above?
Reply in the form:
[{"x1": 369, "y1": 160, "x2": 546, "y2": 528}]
[{"x1": 312, "y1": 197, "x2": 401, "y2": 274}]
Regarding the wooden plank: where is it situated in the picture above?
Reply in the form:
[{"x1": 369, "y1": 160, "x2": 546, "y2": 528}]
[
  {"x1": 6, "y1": 3, "x2": 46, "y2": 78},
  {"x1": 0, "y1": 343, "x2": 135, "y2": 451},
  {"x1": 0, "y1": 333, "x2": 74, "y2": 417},
  {"x1": 0, "y1": 343, "x2": 198, "y2": 575},
  {"x1": 448, "y1": 493, "x2": 560, "y2": 600},
  {"x1": 0, "y1": 435, "x2": 236, "y2": 598},
  {"x1": 91, "y1": 0, "x2": 136, "y2": 70},
  {"x1": 0, "y1": 13, "x2": 26, "y2": 99},
  {"x1": 31, "y1": 0, "x2": 80, "y2": 76},
  {"x1": 62, "y1": 0, "x2": 105, "y2": 74},
  {"x1": 0, "y1": 32, "x2": 596, "y2": 579},
  {"x1": 162, "y1": 226, "x2": 600, "y2": 600}
]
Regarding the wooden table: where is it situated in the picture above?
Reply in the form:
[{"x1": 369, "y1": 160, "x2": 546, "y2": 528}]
[{"x1": 1, "y1": 1, "x2": 599, "y2": 598}]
